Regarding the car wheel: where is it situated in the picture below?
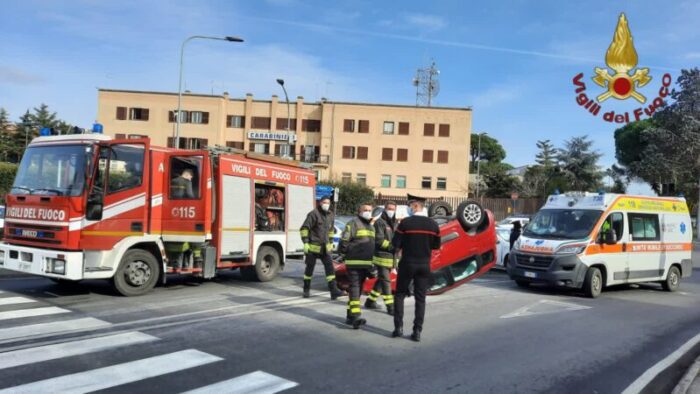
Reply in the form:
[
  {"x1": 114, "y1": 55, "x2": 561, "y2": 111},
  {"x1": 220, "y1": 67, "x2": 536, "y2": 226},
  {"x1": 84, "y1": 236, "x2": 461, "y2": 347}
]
[
  {"x1": 661, "y1": 266, "x2": 681, "y2": 292},
  {"x1": 113, "y1": 249, "x2": 159, "y2": 297},
  {"x1": 428, "y1": 201, "x2": 453, "y2": 217},
  {"x1": 515, "y1": 280, "x2": 530, "y2": 288},
  {"x1": 251, "y1": 246, "x2": 281, "y2": 282},
  {"x1": 583, "y1": 267, "x2": 603, "y2": 298},
  {"x1": 456, "y1": 200, "x2": 485, "y2": 231}
]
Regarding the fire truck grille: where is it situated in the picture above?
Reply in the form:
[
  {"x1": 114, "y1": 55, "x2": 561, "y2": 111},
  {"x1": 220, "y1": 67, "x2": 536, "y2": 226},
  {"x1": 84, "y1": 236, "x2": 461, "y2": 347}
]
[
  {"x1": 5, "y1": 224, "x2": 63, "y2": 244},
  {"x1": 515, "y1": 253, "x2": 553, "y2": 270}
]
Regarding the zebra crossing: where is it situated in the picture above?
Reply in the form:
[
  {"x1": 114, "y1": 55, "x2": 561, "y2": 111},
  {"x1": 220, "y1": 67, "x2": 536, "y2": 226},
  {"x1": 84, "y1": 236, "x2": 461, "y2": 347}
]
[{"x1": 0, "y1": 291, "x2": 299, "y2": 393}]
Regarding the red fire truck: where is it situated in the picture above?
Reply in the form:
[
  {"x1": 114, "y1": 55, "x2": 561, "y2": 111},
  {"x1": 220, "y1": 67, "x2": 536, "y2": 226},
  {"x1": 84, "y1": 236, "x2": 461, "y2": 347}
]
[{"x1": 0, "y1": 132, "x2": 315, "y2": 296}]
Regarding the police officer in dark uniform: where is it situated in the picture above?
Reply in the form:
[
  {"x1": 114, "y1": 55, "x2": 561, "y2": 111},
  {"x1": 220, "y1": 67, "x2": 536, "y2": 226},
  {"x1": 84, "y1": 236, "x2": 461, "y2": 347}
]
[
  {"x1": 391, "y1": 194, "x2": 441, "y2": 342},
  {"x1": 365, "y1": 201, "x2": 397, "y2": 315},
  {"x1": 338, "y1": 202, "x2": 375, "y2": 329},
  {"x1": 300, "y1": 196, "x2": 343, "y2": 300}
]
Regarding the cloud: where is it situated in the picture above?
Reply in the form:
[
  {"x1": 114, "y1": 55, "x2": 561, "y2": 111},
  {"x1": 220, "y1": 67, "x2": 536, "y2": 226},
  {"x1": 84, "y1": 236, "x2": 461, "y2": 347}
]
[
  {"x1": 684, "y1": 52, "x2": 700, "y2": 59},
  {"x1": 403, "y1": 13, "x2": 447, "y2": 31},
  {"x1": 0, "y1": 66, "x2": 45, "y2": 85}
]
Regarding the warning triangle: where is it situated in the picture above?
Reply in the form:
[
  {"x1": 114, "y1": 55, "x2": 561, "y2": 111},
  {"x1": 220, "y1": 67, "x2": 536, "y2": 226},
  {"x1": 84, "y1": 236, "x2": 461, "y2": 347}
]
[{"x1": 500, "y1": 300, "x2": 591, "y2": 319}]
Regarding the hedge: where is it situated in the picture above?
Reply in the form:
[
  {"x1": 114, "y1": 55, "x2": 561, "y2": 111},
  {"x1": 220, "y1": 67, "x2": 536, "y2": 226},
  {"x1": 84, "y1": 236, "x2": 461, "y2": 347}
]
[
  {"x1": 321, "y1": 180, "x2": 374, "y2": 216},
  {"x1": 0, "y1": 162, "x2": 17, "y2": 203}
]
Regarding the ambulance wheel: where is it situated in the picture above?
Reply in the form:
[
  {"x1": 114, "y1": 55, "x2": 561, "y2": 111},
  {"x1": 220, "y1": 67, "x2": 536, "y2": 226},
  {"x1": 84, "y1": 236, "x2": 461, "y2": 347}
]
[
  {"x1": 113, "y1": 249, "x2": 159, "y2": 296},
  {"x1": 662, "y1": 266, "x2": 681, "y2": 292},
  {"x1": 456, "y1": 200, "x2": 484, "y2": 230},
  {"x1": 429, "y1": 201, "x2": 453, "y2": 217},
  {"x1": 251, "y1": 246, "x2": 281, "y2": 282},
  {"x1": 583, "y1": 267, "x2": 603, "y2": 298}
]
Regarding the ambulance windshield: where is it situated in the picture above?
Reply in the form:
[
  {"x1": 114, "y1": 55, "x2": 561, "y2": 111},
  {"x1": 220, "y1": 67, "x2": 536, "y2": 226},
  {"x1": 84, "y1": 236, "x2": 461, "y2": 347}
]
[
  {"x1": 11, "y1": 145, "x2": 91, "y2": 197},
  {"x1": 523, "y1": 209, "x2": 602, "y2": 240}
]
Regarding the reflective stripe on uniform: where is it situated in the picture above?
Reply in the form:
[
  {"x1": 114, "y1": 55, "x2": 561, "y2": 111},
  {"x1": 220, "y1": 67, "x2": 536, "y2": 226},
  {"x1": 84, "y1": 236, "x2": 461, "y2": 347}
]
[
  {"x1": 381, "y1": 239, "x2": 391, "y2": 249},
  {"x1": 300, "y1": 229, "x2": 309, "y2": 237},
  {"x1": 307, "y1": 244, "x2": 322, "y2": 253},
  {"x1": 345, "y1": 260, "x2": 373, "y2": 266},
  {"x1": 372, "y1": 256, "x2": 393, "y2": 267},
  {"x1": 355, "y1": 229, "x2": 375, "y2": 237},
  {"x1": 326, "y1": 274, "x2": 336, "y2": 282},
  {"x1": 368, "y1": 290, "x2": 380, "y2": 301},
  {"x1": 303, "y1": 275, "x2": 312, "y2": 280},
  {"x1": 383, "y1": 294, "x2": 394, "y2": 305},
  {"x1": 348, "y1": 300, "x2": 361, "y2": 315}
]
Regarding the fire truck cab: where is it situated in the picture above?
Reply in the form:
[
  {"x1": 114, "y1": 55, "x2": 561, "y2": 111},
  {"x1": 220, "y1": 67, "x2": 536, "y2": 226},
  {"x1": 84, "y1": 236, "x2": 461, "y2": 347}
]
[{"x1": 0, "y1": 132, "x2": 315, "y2": 296}]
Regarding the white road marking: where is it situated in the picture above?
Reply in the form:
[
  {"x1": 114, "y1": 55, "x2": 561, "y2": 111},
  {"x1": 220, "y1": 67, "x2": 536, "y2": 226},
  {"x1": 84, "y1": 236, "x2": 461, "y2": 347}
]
[
  {"x1": 0, "y1": 332, "x2": 157, "y2": 370},
  {"x1": 622, "y1": 332, "x2": 700, "y2": 394},
  {"x1": 0, "y1": 297, "x2": 36, "y2": 306},
  {"x1": 500, "y1": 299, "x2": 591, "y2": 319},
  {"x1": 184, "y1": 371, "x2": 299, "y2": 394},
  {"x1": 0, "y1": 306, "x2": 69, "y2": 321},
  {"x1": 0, "y1": 349, "x2": 223, "y2": 394},
  {"x1": 0, "y1": 317, "x2": 112, "y2": 341}
]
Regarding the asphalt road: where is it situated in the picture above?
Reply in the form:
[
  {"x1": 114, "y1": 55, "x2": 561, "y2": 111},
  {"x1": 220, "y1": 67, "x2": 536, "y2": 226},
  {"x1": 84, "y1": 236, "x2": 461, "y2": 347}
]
[{"x1": 0, "y1": 250, "x2": 699, "y2": 393}]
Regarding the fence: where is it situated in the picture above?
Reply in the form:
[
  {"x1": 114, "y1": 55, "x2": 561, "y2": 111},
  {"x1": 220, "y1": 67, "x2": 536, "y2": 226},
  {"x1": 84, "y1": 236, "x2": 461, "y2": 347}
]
[{"x1": 374, "y1": 194, "x2": 545, "y2": 221}]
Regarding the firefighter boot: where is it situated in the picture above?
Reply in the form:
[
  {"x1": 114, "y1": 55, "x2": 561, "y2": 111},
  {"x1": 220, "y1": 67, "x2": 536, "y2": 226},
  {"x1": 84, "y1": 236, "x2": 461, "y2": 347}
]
[
  {"x1": 328, "y1": 280, "x2": 343, "y2": 300},
  {"x1": 346, "y1": 309, "x2": 353, "y2": 325},
  {"x1": 348, "y1": 315, "x2": 367, "y2": 329},
  {"x1": 392, "y1": 326, "x2": 403, "y2": 338},
  {"x1": 364, "y1": 298, "x2": 378, "y2": 309},
  {"x1": 302, "y1": 279, "x2": 311, "y2": 298}
]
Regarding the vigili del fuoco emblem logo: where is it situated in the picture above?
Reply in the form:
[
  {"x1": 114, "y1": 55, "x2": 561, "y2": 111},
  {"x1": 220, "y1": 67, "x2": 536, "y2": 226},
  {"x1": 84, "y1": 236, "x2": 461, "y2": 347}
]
[{"x1": 572, "y1": 13, "x2": 672, "y2": 124}]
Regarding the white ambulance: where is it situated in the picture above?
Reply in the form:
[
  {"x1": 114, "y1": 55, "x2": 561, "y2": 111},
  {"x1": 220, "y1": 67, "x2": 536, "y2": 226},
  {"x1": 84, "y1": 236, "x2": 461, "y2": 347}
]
[{"x1": 507, "y1": 192, "x2": 693, "y2": 298}]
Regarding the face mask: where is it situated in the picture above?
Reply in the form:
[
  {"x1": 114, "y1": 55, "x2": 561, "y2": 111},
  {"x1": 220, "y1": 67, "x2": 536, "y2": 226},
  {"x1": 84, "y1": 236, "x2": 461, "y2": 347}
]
[
  {"x1": 406, "y1": 207, "x2": 413, "y2": 216},
  {"x1": 360, "y1": 211, "x2": 372, "y2": 220},
  {"x1": 321, "y1": 203, "x2": 330, "y2": 212},
  {"x1": 385, "y1": 210, "x2": 395, "y2": 219}
]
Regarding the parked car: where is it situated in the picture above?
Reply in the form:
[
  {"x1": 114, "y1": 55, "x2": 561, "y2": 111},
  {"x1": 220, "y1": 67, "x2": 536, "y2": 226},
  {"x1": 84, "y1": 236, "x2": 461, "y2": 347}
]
[
  {"x1": 494, "y1": 226, "x2": 512, "y2": 270},
  {"x1": 335, "y1": 200, "x2": 497, "y2": 295},
  {"x1": 497, "y1": 215, "x2": 530, "y2": 230}
]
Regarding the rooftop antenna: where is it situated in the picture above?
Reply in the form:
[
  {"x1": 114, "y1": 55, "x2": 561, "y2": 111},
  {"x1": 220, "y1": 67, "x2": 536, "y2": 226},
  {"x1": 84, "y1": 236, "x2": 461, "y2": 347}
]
[{"x1": 412, "y1": 60, "x2": 440, "y2": 106}]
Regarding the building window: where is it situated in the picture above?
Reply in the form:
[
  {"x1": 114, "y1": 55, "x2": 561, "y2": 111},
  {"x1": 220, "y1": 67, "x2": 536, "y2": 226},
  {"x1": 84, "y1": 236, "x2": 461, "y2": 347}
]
[
  {"x1": 116, "y1": 107, "x2": 127, "y2": 120},
  {"x1": 422, "y1": 150, "x2": 433, "y2": 163},
  {"x1": 343, "y1": 119, "x2": 355, "y2": 132},
  {"x1": 342, "y1": 146, "x2": 356, "y2": 159},
  {"x1": 129, "y1": 108, "x2": 149, "y2": 121},
  {"x1": 383, "y1": 121, "x2": 395, "y2": 135},
  {"x1": 314, "y1": 170, "x2": 321, "y2": 181},
  {"x1": 422, "y1": 177, "x2": 432, "y2": 189},
  {"x1": 302, "y1": 119, "x2": 321, "y2": 132},
  {"x1": 276, "y1": 118, "x2": 297, "y2": 130},
  {"x1": 382, "y1": 148, "x2": 393, "y2": 161},
  {"x1": 274, "y1": 143, "x2": 292, "y2": 157},
  {"x1": 437, "y1": 177, "x2": 447, "y2": 190},
  {"x1": 342, "y1": 172, "x2": 352, "y2": 183},
  {"x1": 357, "y1": 146, "x2": 368, "y2": 160},
  {"x1": 128, "y1": 134, "x2": 147, "y2": 139},
  {"x1": 227, "y1": 115, "x2": 245, "y2": 128},
  {"x1": 381, "y1": 175, "x2": 391, "y2": 188},
  {"x1": 226, "y1": 141, "x2": 244, "y2": 150},
  {"x1": 115, "y1": 133, "x2": 126, "y2": 139},
  {"x1": 189, "y1": 111, "x2": 209, "y2": 124},
  {"x1": 356, "y1": 173, "x2": 367, "y2": 185},
  {"x1": 167, "y1": 137, "x2": 207, "y2": 149},
  {"x1": 251, "y1": 117, "x2": 271, "y2": 129},
  {"x1": 396, "y1": 176, "x2": 406, "y2": 189},
  {"x1": 358, "y1": 120, "x2": 370, "y2": 133},
  {"x1": 398, "y1": 122, "x2": 409, "y2": 135},
  {"x1": 423, "y1": 123, "x2": 435, "y2": 136},
  {"x1": 439, "y1": 124, "x2": 450, "y2": 137},
  {"x1": 250, "y1": 142, "x2": 270, "y2": 154},
  {"x1": 169, "y1": 110, "x2": 189, "y2": 123},
  {"x1": 397, "y1": 149, "x2": 408, "y2": 162},
  {"x1": 437, "y1": 150, "x2": 449, "y2": 163}
]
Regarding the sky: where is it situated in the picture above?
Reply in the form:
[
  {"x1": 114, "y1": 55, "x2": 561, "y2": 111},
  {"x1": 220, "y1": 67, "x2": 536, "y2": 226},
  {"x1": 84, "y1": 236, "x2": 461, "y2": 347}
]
[{"x1": 1, "y1": 0, "x2": 698, "y2": 177}]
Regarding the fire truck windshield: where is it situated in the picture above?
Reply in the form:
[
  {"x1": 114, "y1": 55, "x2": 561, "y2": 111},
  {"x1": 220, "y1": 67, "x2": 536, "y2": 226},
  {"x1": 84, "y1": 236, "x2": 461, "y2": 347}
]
[{"x1": 11, "y1": 145, "x2": 91, "y2": 197}]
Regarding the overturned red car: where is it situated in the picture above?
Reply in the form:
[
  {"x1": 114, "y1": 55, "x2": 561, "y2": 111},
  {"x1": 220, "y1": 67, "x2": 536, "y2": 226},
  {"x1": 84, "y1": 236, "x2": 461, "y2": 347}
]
[{"x1": 334, "y1": 200, "x2": 496, "y2": 295}]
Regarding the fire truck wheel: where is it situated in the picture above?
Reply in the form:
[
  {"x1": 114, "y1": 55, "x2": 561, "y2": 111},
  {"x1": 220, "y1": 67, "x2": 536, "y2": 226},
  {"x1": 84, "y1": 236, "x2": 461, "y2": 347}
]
[
  {"x1": 113, "y1": 249, "x2": 159, "y2": 296},
  {"x1": 250, "y1": 246, "x2": 281, "y2": 282},
  {"x1": 456, "y1": 200, "x2": 485, "y2": 231}
]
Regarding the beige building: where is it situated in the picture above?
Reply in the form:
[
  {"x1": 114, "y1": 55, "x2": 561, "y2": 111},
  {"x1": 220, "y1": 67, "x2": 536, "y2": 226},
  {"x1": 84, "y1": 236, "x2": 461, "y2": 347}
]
[{"x1": 97, "y1": 89, "x2": 472, "y2": 197}]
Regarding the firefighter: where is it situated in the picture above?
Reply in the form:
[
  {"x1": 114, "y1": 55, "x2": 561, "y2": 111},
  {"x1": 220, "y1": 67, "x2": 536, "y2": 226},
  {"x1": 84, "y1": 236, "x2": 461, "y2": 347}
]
[
  {"x1": 171, "y1": 169, "x2": 195, "y2": 199},
  {"x1": 300, "y1": 196, "x2": 343, "y2": 300},
  {"x1": 391, "y1": 194, "x2": 441, "y2": 342},
  {"x1": 338, "y1": 202, "x2": 376, "y2": 329},
  {"x1": 365, "y1": 201, "x2": 397, "y2": 315}
]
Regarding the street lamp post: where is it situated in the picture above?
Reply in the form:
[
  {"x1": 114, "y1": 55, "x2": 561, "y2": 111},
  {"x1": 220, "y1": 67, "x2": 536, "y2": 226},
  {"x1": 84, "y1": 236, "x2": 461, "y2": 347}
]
[
  {"x1": 175, "y1": 35, "x2": 243, "y2": 148},
  {"x1": 476, "y1": 132, "x2": 487, "y2": 199},
  {"x1": 276, "y1": 78, "x2": 292, "y2": 159}
]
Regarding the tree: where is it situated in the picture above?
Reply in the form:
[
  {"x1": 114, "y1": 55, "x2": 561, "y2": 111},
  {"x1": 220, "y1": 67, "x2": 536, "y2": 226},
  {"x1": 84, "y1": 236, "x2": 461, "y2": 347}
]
[
  {"x1": 322, "y1": 180, "x2": 374, "y2": 215},
  {"x1": 605, "y1": 165, "x2": 628, "y2": 194},
  {"x1": 10, "y1": 104, "x2": 72, "y2": 161},
  {"x1": 0, "y1": 108, "x2": 12, "y2": 162},
  {"x1": 557, "y1": 135, "x2": 604, "y2": 191},
  {"x1": 535, "y1": 140, "x2": 557, "y2": 169},
  {"x1": 470, "y1": 133, "x2": 505, "y2": 173},
  {"x1": 481, "y1": 162, "x2": 520, "y2": 197}
]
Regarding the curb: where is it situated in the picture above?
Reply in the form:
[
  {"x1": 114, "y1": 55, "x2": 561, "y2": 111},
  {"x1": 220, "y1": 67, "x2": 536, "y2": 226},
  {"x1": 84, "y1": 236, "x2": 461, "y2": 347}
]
[{"x1": 673, "y1": 356, "x2": 700, "y2": 394}]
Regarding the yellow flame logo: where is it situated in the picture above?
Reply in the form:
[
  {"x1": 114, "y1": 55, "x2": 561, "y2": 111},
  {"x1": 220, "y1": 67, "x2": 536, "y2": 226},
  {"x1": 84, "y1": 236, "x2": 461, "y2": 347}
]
[{"x1": 592, "y1": 13, "x2": 651, "y2": 103}]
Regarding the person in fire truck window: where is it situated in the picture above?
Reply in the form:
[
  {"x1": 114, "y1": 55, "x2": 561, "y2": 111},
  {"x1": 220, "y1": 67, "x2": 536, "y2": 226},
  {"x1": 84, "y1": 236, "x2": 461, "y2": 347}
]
[
  {"x1": 171, "y1": 169, "x2": 195, "y2": 199},
  {"x1": 300, "y1": 196, "x2": 343, "y2": 300},
  {"x1": 254, "y1": 188, "x2": 271, "y2": 231}
]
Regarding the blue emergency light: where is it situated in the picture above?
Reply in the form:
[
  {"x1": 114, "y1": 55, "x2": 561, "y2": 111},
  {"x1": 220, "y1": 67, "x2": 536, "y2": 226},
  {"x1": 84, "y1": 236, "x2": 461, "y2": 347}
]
[
  {"x1": 40, "y1": 127, "x2": 52, "y2": 136},
  {"x1": 92, "y1": 123, "x2": 103, "y2": 134}
]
